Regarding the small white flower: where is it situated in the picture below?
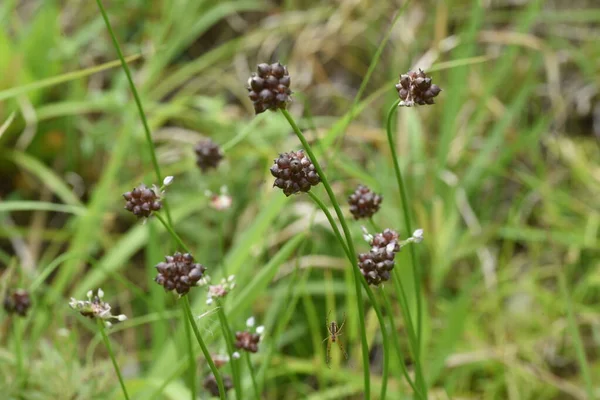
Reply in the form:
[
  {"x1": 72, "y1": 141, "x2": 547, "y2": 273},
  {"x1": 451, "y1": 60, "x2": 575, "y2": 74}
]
[
  {"x1": 105, "y1": 321, "x2": 112, "y2": 328},
  {"x1": 246, "y1": 316, "x2": 255, "y2": 327},
  {"x1": 97, "y1": 288, "x2": 104, "y2": 299},
  {"x1": 163, "y1": 176, "x2": 174, "y2": 186},
  {"x1": 361, "y1": 226, "x2": 373, "y2": 243},
  {"x1": 412, "y1": 229, "x2": 424, "y2": 243},
  {"x1": 227, "y1": 275, "x2": 235, "y2": 282},
  {"x1": 86, "y1": 290, "x2": 93, "y2": 299},
  {"x1": 255, "y1": 325, "x2": 265, "y2": 335},
  {"x1": 232, "y1": 352, "x2": 241, "y2": 359},
  {"x1": 117, "y1": 314, "x2": 127, "y2": 321},
  {"x1": 206, "y1": 298, "x2": 213, "y2": 305}
]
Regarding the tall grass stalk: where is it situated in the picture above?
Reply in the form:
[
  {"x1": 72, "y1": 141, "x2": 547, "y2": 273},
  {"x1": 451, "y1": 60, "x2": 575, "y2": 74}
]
[
  {"x1": 244, "y1": 351, "x2": 261, "y2": 400},
  {"x1": 306, "y1": 192, "x2": 390, "y2": 399},
  {"x1": 95, "y1": 0, "x2": 173, "y2": 225},
  {"x1": 97, "y1": 319, "x2": 131, "y2": 400},
  {"x1": 278, "y1": 108, "x2": 372, "y2": 396},
  {"x1": 182, "y1": 296, "x2": 227, "y2": 400},
  {"x1": 385, "y1": 99, "x2": 427, "y2": 396},
  {"x1": 215, "y1": 299, "x2": 242, "y2": 400}
]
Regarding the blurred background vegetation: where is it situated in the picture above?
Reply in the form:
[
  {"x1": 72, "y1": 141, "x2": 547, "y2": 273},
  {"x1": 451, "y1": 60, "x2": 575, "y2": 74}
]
[{"x1": 0, "y1": 0, "x2": 599, "y2": 399}]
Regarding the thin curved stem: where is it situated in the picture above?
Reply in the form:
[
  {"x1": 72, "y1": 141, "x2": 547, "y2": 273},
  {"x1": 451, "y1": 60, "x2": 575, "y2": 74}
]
[
  {"x1": 182, "y1": 296, "x2": 226, "y2": 400},
  {"x1": 307, "y1": 192, "x2": 390, "y2": 400},
  {"x1": 380, "y1": 288, "x2": 424, "y2": 399},
  {"x1": 282, "y1": 108, "x2": 371, "y2": 398},
  {"x1": 215, "y1": 300, "x2": 242, "y2": 400},
  {"x1": 244, "y1": 352, "x2": 261, "y2": 400},
  {"x1": 154, "y1": 213, "x2": 191, "y2": 254},
  {"x1": 95, "y1": 0, "x2": 173, "y2": 225},
  {"x1": 385, "y1": 100, "x2": 423, "y2": 351},
  {"x1": 181, "y1": 303, "x2": 196, "y2": 399},
  {"x1": 97, "y1": 320, "x2": 131, "y2": 400}
]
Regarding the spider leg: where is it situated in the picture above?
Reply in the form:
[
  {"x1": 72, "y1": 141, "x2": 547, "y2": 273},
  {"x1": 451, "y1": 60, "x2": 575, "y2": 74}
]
[
  {"x1": 336, "y1": 338, "x2": 349, "y2": 360},
  {"x1": 326, "y1": 338, "x2": 332, "y2": 368},
  {"x1": 337, "y1": 312, "x2": 346, "y2": 333}
]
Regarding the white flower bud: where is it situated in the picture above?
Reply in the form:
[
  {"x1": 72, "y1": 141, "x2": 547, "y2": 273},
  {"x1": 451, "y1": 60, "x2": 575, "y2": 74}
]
[
  {"x1": 246, "y1": 316, "x2": 255, "y2": 327},
  {"x1": 163, "y1": 176, "x2": 174, "y2": 186},
  {"x1": 232, "y1": 352, "x2": 241, "y2": 359},
  {"x1": 255, "y1": 325, "x2": 265, "y2": 335},
  {"x1": 97, "y1": 288, "x2": 104, "y2": 298},
  {"x1": 117, "y1": 314, "x2": 128, "y2": 321},
  {"x1": 412, "y1": 229, "x2": 424, "y2": 243},
  {"x1": 86, "y1": 290, "x2": 93, "y2": 299}
]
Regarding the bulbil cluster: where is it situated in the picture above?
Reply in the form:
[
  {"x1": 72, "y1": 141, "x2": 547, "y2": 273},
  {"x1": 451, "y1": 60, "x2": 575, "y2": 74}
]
[
  {"x1": 154, "y1": 252, "x2": 207, "y2": 295},
  {"x1": 270, "y1": 150, "x2": 321, "y2": 196},
  {"x1": 203, "y1": 374, "x2": 233, "y2": 397},
  {"x1": 358, "y1": 229, "x2": 401, "y2": 286},
  {"x1": 247, "y1": 62, "x2": 292, "y2": 114},
  {"x1": 123, "y1": 184, "x2": 162, "y2": 218},
  {"x1": 396, "y1": 69, "x2": 441, "y2": 107},
  {"x1": 3, "y1": 289, "x2": 31, "y2": 317},
  {"x1": 348, "y1": 184, "x2": 383, "y2": 220},
  {"x1": 235, "y1": 331, "x2": 261, "y2": 353},
  {"x1": 195, "y1": 139, "x2": 224, "y2": 172}
]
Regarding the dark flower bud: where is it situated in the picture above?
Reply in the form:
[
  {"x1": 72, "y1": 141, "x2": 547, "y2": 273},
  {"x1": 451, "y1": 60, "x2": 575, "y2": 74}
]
[
  {"x1": 247, "y1": 62, "x2": 292, "y2": 114},
  {"x1": 123, "y1": 184, "x2": 162, "y2": 218},
  {"x1": 270, "y1": 150, "x2": 321, "y2": 196},
  {"x1": 396, "y1": 69, "x2": 441, "y2": 107},
  {"x1": 194, "y1": 139, "x2": 224, "y2": 173},
  {"x1": 3, "y1": 289, "x2": 31, "y2": 317},
  {"x1": 348, "y1": 184, "x2": 383, "y2": 220},
  {"x1": 154, "y1": 252, "x2": 207, "y2": 295}
]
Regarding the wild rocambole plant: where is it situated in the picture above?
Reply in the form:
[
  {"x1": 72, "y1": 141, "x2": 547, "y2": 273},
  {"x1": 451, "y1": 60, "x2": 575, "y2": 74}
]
[{"x1": 1, "y1": 1, "x2": 598, "y2": 400}]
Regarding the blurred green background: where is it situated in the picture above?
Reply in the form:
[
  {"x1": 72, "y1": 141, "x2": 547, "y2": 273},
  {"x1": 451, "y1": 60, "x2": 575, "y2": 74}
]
[{"x1": 0, "y1": 0, "x2": 599, "y2": 399}]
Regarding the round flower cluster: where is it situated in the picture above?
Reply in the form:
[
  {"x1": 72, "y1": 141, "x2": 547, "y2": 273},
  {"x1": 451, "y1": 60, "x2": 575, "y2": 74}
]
[
  {"x1": 270, "y1": 150, "x2": 321, "y2": 196},
  {"x1": 123, "y1": 184, "x2": 162, "y2": 218},
  {"x1": 348, "y1": 184, "x2": 383, "y2": 220},
  {"x1": 247, "y1": 62, "x2": 292, "y2": 114},
  {"x1": 154, "y1": 252, "x2": 207, "y2": 295},
  {"x1": 3, "y1": 289, "x2": 31, "y2": 317},
  {"x1": 195, "y1": 139, "x2": 224, "y2": 173},
  {"x1": 69, "y1": 289, "x2": 127, "y2": 327},
  {"x1": 396, "y1": 69, "x2": 441, "y2": 107}
]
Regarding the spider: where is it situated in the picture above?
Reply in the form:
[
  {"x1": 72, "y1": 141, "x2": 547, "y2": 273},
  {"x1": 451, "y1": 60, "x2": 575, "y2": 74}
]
[{"x1": 323, "y1": 310, "x2": 348, "y2": 368}]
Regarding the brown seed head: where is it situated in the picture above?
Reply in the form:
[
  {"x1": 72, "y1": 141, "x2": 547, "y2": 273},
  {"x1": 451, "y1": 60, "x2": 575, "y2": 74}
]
[
  {"x1": 194, "y1": 139, "x2": 224, "y2": 172},
  {"x1": 348, "y1": 184, "x2": 383, "y2": 220},
  {"x1": 3, "y1": 289, "x2": 31, "y2": 317},
  {"x1": 235, "y1": 330, "x2": 261, "y2": 353},
  {"x1": 270, "y1": 150, "x2": 321, "y2": 196},
  {"x1": 123, "y1": 184, "x2": 162, "y2": 218},
  {"x1": 395, "y1": 69, "x2": 441, "y2": 107},
  {"x1": 203, "y1": 374, "x2": 233, "y2": 397},
  {"x1": 247, "y1": 62, "x2": 292, "y2": 114},
  {"x1": 358, "y1": 249, "x2": 395, "y2": 286},
  {"x1": 154, "y1": 252, "x2": 207, "y2": 295}
]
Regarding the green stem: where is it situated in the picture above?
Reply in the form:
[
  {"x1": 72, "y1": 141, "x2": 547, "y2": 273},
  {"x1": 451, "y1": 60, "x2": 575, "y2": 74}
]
[
  {"x1": 182, "y1": 296, "x2": 226, "y2": 400},
  {"x1": 97, "y1": 319, "x2": 131, "y2": 400},
  {"x1": 307, "y1": 192, "x2": 390, "y2": 400},
  {"x1": 215, "y1": 300, "x2": 242, "y2": 400},
  {"x1": 282, "y1": 108, "x2": 370, "y2": 398},
  {"x1": 95, "y1": 0, "x2": 173, "y2": 225},
  {"x1": 181, "y1": 302, "x2": 196, "y2": 400},
  {"x1": 244, "y1": 351, "x2": 261, "y2": 400},
  {"x1": 14, "y1": 318, "x2": 24, "y2": 387},
  {"x1": 380, "y1": 288, "x2": 423, "y2": 399},
  {"x1": 154, "y1": 213, "x2": 191, "y2": 253},
  {"x1": 385, "y1": 100, "x2": 423, "y2": 355}
]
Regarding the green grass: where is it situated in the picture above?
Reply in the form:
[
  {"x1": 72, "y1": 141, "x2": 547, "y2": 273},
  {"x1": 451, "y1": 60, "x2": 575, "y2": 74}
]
[{"x1": 1, "y1": 0, "x2": 600, "y2": 399}]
